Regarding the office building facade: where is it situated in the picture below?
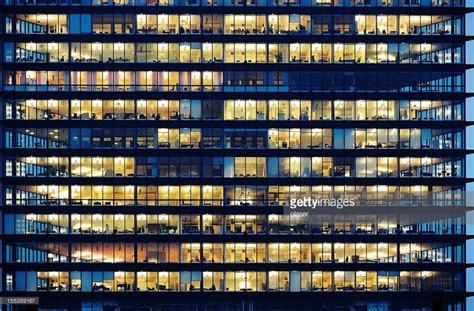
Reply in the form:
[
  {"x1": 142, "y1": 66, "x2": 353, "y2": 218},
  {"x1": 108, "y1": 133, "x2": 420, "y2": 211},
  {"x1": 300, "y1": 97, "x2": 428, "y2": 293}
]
[{"x1": 0, "y1": 0, "x2": 471, "y2": 310}]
